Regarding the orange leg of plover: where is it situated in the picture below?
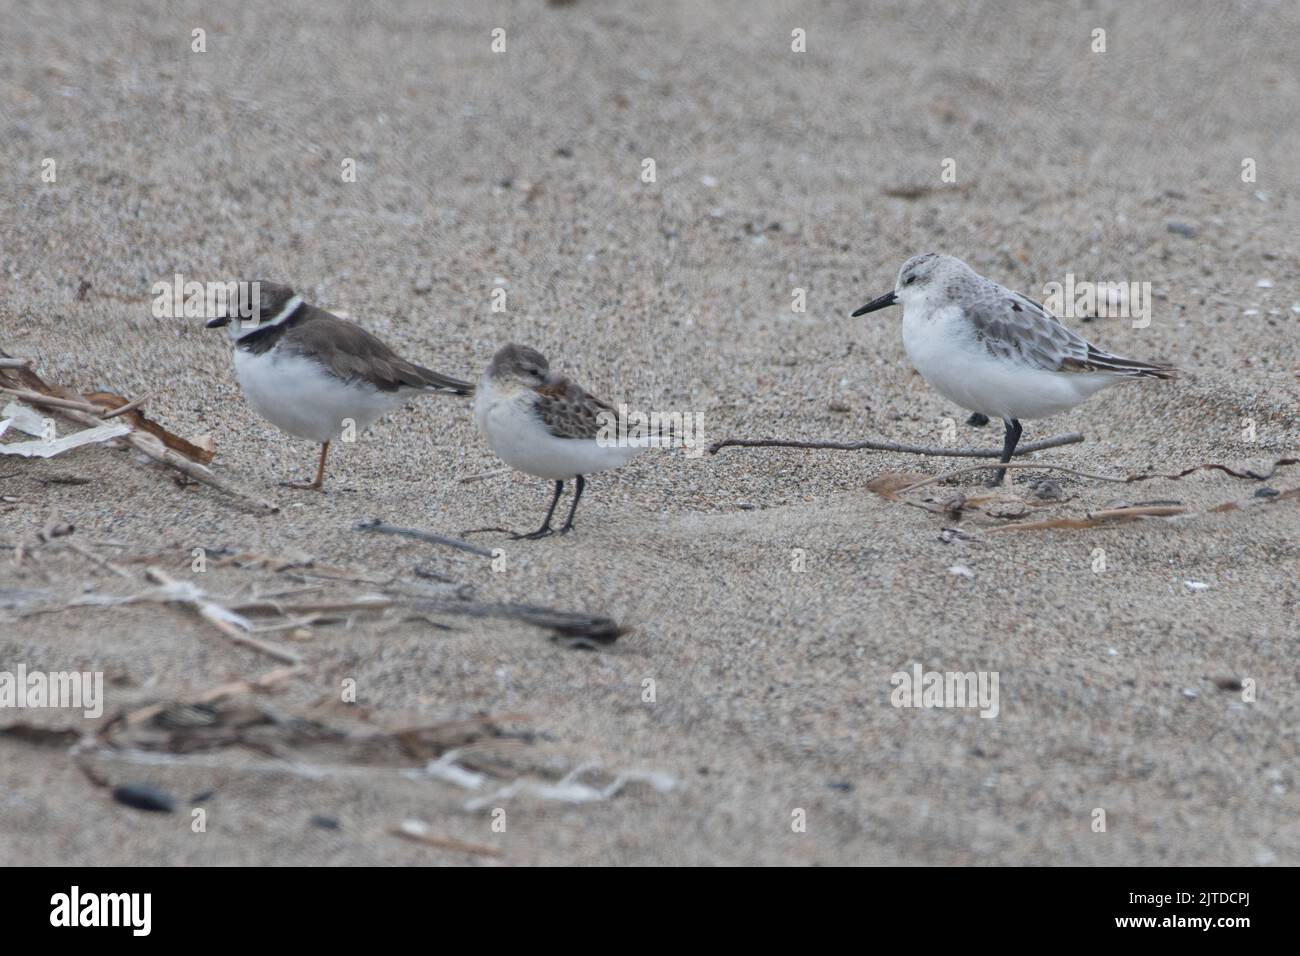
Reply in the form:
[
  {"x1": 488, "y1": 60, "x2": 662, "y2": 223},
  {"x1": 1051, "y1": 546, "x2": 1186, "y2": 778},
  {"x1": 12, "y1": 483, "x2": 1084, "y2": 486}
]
[{"x1": 282, "y1": 440, "x2": 330, "y2": 492}]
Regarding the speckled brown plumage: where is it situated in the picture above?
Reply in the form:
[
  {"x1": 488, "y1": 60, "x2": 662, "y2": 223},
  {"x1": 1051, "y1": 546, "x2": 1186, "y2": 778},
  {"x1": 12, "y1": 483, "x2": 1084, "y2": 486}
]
[{"x1": 532, "y1": 378, "x2": 616, "y2": 439}]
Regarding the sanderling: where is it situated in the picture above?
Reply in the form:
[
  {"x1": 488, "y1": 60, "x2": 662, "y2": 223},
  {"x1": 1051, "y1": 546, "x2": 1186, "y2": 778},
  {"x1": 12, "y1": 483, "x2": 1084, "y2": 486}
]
[
  {"x1": 474, "y1": 343, "x2": 656, "y2": 538},
  {"x1": 207, "y1": 281, "x2": 472, "y2": 491},
  {"x1": 852, "y1": 254, "x2": 1175, "y2": 484}
]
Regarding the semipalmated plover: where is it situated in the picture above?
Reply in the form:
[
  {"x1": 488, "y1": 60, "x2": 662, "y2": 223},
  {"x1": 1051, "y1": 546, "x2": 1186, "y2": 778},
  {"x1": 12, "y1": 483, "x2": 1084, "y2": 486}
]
[
  {"x1": 206, "y1": 281, "x2": 472, "y2": 491},
  {"x1": 474, "y1": 344, "x2": 656, "y2": 538},
  {"x1": 852, "y1": 254, "x2": 1175, "y2": 484}
]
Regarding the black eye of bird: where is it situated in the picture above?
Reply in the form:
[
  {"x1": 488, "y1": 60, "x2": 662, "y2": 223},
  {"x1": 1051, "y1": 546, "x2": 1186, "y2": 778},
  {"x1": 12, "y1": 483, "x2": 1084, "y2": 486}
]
[{"x1": 905, "y1": 276, "x2": 916, "y2": 285}]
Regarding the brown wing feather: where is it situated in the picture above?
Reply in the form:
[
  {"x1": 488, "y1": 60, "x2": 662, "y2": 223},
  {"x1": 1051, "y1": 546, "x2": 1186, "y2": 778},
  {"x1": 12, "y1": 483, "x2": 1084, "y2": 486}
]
[
  {"x1": 282, "y1": 307, "x2": 472, "y2": 393},
  {"x1": 532, "y1": 378, "x2": 615, "y2": 439}
]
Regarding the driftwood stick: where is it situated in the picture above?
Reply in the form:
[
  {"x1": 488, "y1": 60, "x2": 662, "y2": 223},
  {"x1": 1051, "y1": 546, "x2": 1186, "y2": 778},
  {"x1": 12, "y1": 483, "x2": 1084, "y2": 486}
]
[
  {"x1": 99, "y1": 393, "x2": 151, "y2": 419},
  {"x1": 129, "y1": 431, "x2": 278, "y2": 512},
  {"x1": 988, "y1": 505, "x2": 1192, "y2": 532},
  {"x1": 63, "y1": 539, "x2": 134, "y2": 580},
  {"x1": 145, "y1": 568, "x2": 302, "y2": 665},
  {"x1": 232, "y1": 596, "x2": 394, "y2": 615},
  {"x1": 388, "y1": 823, "x2": 503, "y2": 857},
  {"x1": 458, "y1": 467, "x2": 511, "y2": 484},
  {"x1": 0, "y1": 387, "x2": 105, "y2": 415},
  {"x1": 707, "y1": 431, "x2": 1085, "y2": 458},
  {"x1": 355, "y1": 518, "x2": 495, "y2": 558},
  {"x1": 2, "y1": 359, "x2": 274, "y2": 512},
  {"x1": 56, "y1": 405, "x2": 277, "y2": 513}
]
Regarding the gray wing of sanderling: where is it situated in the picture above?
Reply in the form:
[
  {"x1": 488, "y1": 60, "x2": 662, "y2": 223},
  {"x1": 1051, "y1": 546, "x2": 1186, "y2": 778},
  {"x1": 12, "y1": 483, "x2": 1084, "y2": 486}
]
[
  {"x1": 962, "y1": 291, "x2": 1091, "y2": 372},
  {"x1": 964, "y1": 289, "x2": 1174, "y2": 377}
]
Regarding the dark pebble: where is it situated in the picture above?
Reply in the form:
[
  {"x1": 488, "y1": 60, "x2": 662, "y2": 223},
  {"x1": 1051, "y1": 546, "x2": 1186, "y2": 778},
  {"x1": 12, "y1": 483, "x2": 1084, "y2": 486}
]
[
  {"x1": 310, "y1": 815, "x2": 341, "y2": 830},
  {"x1": 1166, "y1": 220, "x2": 1197, "y2": 238},
  {"x1": 1032, "y1": 479, "x2": 1065, "y2": 500},
  {"x1": 112, "y1": 782, "x2": 176, "y2": 813},
  {"x1": 1254, "y1": 487, "x2": 1279, "y2": 498},
  {"x1": 966, "y1": 412, "x2": 989, "y2": 427}
]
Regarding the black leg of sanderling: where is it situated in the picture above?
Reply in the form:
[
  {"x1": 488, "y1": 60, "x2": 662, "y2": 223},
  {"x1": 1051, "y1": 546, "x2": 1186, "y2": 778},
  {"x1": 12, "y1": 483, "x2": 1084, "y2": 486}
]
[
  {"x1": 514, "y1": 480, "x2": 564, "y2": 540},
  {"x1": 559, "y1": 475, "x2": 586, "y2": 534},
  {"x1": 988, "y1": 417, "x2": 1023, "y2": 486}
]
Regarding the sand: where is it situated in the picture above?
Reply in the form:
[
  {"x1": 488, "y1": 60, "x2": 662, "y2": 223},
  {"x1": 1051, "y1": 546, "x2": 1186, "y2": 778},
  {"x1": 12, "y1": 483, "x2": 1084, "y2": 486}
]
[{"x1": 1, "y1": 0, "x2": 1297, "y2": 866}]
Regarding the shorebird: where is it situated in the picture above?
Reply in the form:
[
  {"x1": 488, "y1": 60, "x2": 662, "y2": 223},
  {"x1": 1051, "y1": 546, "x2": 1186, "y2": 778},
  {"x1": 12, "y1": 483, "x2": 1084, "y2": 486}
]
[
  {"x1": 473, "y1": 343, "x2": 658, "y2": 538},
  {"x1": 206, "y1": 281, "x2": 471, "y2": 490},
  {"x1": 852, "y1": 254, "x2": 1175, "y2": 484}
]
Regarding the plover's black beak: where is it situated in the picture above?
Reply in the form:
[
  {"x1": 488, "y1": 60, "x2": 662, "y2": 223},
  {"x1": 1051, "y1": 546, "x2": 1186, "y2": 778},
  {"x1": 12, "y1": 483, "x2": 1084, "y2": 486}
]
[
  {"x1": 205, "y1": 315, "x2": 231, "y2": 328},
  {"x1": 851, "y1": 291, "x2": 898, "y2": 317}
]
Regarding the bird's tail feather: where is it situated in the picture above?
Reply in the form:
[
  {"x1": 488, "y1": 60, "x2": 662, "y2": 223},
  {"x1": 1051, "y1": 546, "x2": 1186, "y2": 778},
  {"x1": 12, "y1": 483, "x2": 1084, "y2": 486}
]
[
  {"x1": 1083, "y1": 348, "x2": 1177, "y2": 380},
  {"x1": 412, "y1": 366, "x2": 474, "y2": 394}
]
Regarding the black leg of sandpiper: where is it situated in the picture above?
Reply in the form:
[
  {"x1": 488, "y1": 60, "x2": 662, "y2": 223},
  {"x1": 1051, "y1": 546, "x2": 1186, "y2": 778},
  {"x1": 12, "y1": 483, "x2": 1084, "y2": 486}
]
[
  {"x1": 515, "y1": 480, "x2": 564, "y2": 539},
  {"x1": 559, "y1": 475, "x2": 586, "y2": 534},
  {"x1": 988, "y1": 417, "x2": 1023, "y2": 486}
]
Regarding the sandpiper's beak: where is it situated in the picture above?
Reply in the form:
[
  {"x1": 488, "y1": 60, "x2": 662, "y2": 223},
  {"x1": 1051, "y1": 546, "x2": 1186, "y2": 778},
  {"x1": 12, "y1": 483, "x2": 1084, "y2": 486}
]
[
  {"x1": 851, "y1": 291, "x2": 898, "y2": 317},
  {"x1": 205, "y1": 315, "x2": 231, "y2": 328}
]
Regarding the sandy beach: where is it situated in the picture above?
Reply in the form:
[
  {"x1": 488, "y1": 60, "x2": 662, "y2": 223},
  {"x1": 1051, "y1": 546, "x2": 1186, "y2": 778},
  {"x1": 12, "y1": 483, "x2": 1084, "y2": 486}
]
[{"x1": 1, "y1": 0, "x2": 1297, "y2": 865}]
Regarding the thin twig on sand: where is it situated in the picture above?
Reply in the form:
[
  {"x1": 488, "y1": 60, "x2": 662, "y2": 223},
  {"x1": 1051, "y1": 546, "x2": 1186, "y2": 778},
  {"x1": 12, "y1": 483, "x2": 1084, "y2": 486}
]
[
  {"x1": 128, "y1": 430, "x2": 279, "y2": 513},
  {"x1": 457, "y1": 467, "x2": 511, "y2": 484},
  {"x1": 0, "y1": 387, "x2": 105, "y2": 415},
  {"x1": 99, "y1": 393, "x2": 152, "y2": 419},
  {"x1": 63, "y1": 539, "x2": 134, "y2": 580},
  {"x1": 987, "y1": 484, "x2": 1300, "y2": 533},
  {"x1": 898, "y1": 455, "x2": 1300, "y2": 495},
  {"x1": 355, "y1": 518, "x2": 496, "y2": 558},
  {"x1": 388, "y1": 821, "x2": 503, "y2": 857},
  {"x1": 899, "y1": 460, "x2": 1130, "y2": 493},
  {"x1": 231, "y1": 595, "x2": 394, "y2": 615},
  {"x1": 707, "y1": 432, "x2": 1085, "y2": 458},
  {"x1": 989, "y1": 504, "x2": 1191, "y2": 531}
]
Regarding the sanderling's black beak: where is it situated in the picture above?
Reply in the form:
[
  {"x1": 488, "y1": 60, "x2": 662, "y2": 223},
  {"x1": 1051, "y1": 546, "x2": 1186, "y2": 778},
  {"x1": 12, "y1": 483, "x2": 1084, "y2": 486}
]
[
  {"x1": 851, "y1": 291, "x2": 897, "y2": 317},
  {"x1": 205, "y1": 315, "x2": 231, "y2": 328}
]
